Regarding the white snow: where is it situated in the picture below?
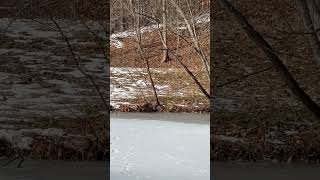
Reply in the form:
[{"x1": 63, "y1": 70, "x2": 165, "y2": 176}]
[
  {"x1": 111, "y1": 25, "x2": 161, "y2": 49},
  {"x1": 110, "y1": 10, "x2": 210, "y2": 49},
  {"x1": 110, "y1": 67, "x2": 185, "y2": 108},
  {"x1": 216, "y1": 135, "x2": 245, "y2": 143},
  {"x1": 195, "y1": 10, "x2": 210, "y2": 24},
  {"x1": 0, "y1": 18, "x2": 109, "y2": 121},
  {"x1": 284, "y1": 130, "x2": 298, "y2": 135},
  {"x1": 111, "y1": 113, "x2": 210, "y2": 180},
  {"x1": 111, "y1": 39, "x2": 124, "y2": 48},
  {"x1": 0, "y1": 18, "x2": 103, "y2": 38},
  {"x1": 0, "y1": 128, "x2": 64, "y2": 150}
]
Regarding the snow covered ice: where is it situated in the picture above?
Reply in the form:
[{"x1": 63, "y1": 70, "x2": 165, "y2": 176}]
[{"x1": 111, "y1": 113, "x2": 210, "y2": 180}]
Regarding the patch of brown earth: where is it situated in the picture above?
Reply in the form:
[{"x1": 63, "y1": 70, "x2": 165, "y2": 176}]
[{"x1": 111, "y1": 29, "x2": 209, "y2": 70}]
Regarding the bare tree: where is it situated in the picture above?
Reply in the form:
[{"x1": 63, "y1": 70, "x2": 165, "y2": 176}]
[
  {"x1": 129, "y1": 0, "x2": 161, "y2": 106},
  {"x1": 111, "y1": 0, "x2": 210, "y2": 104},
  {"x1": 168, "y1": 0, "x2": 210, "y2": 80},
  {"x1": 307, "y1": 0, "x2": 320, "y2": 36},
  {"x1": 145, "y1": 0, "x2": 210, "y2": 99},
  {"x1": 218, "y1": 0, "x2": 320, "y2": 119},
  {"x1": 161, "y1": 0, "x2": 170, "y2": 62},
  {"x1": 119, "y1": 0, "x2": 127, "y2": 31},
  {"x1": 295, "y1": 0, "x2": 320, "y2": 64}
]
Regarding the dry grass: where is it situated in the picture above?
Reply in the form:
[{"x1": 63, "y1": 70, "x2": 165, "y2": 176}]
[{"x1": 110, "y1": 26, "x2": 210, "y2": 111}]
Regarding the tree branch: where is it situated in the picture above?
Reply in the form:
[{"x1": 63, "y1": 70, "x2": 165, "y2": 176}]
[{"x1": 218, "y1": 0, "x2": 320, "y2": 119}]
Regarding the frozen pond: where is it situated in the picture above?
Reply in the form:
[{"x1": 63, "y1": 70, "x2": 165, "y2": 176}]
[
  {"x1": 110, "y1": 112, "x2": 210, "y2": 180},
  {"x1": 0, "y1": 113, "x2": 209, "y2": 180},
  {"x1": 2, "y1": 112, "x2": 320, "y2": 180}
]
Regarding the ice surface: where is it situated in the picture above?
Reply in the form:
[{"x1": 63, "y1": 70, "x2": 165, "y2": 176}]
[{"x1": 110, "y1": 113, "x2": 210, "y2": 180}]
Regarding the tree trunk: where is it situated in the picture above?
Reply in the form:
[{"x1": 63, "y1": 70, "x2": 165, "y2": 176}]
[
  {"x1": 129, "y1": 0, "x2": 161, "y2": 106},
  {"x1": 161, "y1": 0, "x2": 170, "y2": 62},
  {"x1": 168, "y1": 0, "x2": 210, "y2": 80},
  {"x1": 296, "y1": 0, "x2": 320, "y2": 64},
  {"x1": 308, "y1": 0, "x2": 320, "y2": 37},
  {"x1": 119, "y1": 0, "x2": 126, "y2": 31}
]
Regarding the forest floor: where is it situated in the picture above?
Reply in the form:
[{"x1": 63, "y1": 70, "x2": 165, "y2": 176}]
[
  {"x1": 212, "y1": 0, "x2": 320, "y2": 164},
  {"x1": 110, "y1": 20, "x2": 210, "y2": 112}
]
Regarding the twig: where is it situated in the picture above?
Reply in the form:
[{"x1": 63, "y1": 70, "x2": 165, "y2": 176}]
[
  {"x1": 219, "y1": 0, "x2": 320, "y2": 118},
  {"x1": 0, "y1": 0, "x2": 34, "y2": 44},
  {"x1": 168, "y1": 50, "x2": 210, "y2": 99},
  {"x1": 49, "y1": 18, "x2": 109, "y2": 113},
  {"x1": 217, "y1": 66, "x2": 273, "y2": 88}
]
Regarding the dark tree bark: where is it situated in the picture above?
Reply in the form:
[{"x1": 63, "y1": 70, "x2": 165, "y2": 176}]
[
  {"x1": 308, "y1": 0, "x2": 320, "y2": 37},
  {"x1": 218, "y1": 0, "x2": 320, "y2": 119},
  {"x1": 295, "y1": 0, "x2": 320, "y2": 64}
]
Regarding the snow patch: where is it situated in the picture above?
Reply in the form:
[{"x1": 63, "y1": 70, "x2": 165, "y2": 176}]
[
  {"x1": 0, "y1": 128, "x2": 65, "y2": 150},
  {"x1": 216, "y1": 135, "x2": 244, "y2": 143}
]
